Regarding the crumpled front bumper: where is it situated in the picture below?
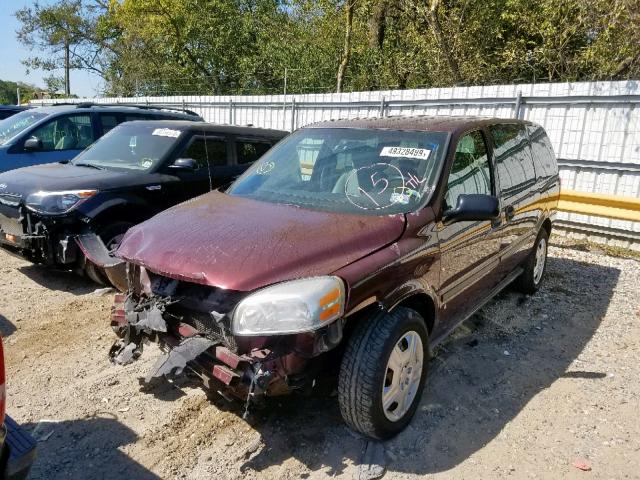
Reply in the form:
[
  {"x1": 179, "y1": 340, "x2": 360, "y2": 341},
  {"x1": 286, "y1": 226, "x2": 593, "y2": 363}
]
[
  {"x1": 0, "y1": 206, "x2": 79, "y2": 265},
  {"x1": 109, "y1": 290, "x2": 345, "y2": 403}
]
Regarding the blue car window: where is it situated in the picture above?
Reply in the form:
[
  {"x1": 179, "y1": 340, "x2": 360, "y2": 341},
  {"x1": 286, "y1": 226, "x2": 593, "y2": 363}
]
[{"x1": 29, "y1": 114, "x2": 94, "y2": 151}]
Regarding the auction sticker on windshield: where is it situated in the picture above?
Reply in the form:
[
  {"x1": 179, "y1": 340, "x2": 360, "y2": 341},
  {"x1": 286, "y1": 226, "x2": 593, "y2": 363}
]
[
  {"x1": 152, "y1": 128, "x2": 181, "y2": 138},
  {"x1": 380, "y1": 146, "x2": 431, "y2": 160}
]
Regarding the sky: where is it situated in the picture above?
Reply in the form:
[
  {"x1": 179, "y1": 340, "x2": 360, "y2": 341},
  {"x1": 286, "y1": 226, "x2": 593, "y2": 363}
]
[{"x1": 0, "y1": 0, "x2": 100, "y2": 98}]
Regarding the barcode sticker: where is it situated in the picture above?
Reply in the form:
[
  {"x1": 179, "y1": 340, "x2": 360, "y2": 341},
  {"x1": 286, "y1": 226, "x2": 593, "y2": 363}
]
[{"x1": 380, "y1": 146, "x2": 431, "y2": 160}]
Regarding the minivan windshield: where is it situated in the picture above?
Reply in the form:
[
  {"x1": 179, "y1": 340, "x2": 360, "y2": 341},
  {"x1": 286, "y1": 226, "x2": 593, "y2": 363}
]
[
  {"x1": 71, "y1": 123, "x2": 183, "y2": 171},
  {"x1": 0, "y1": 110, "x2": 47, "y2": 145},
  {"x1": 228, "y1": 127, "x2": 448, "y2": 215}
]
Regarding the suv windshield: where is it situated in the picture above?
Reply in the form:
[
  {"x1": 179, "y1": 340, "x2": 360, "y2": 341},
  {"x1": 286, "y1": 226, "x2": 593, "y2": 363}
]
[
  {"x1": 71, "y1": 123, "x2": 183, "y2": 171},
  {"x1": 0, "y1": 110, "x2": 47, "y2": 145},
  {"x1": 228, "y1": 127, "x2": 448, "y2": 215}
]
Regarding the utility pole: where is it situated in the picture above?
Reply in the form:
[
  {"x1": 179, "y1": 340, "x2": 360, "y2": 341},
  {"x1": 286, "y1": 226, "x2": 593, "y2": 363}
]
[
  {"x1": 16, "y1": 88, "x2": 21, "y2": 105},
  {"x1": 64, "y1": 39, "x2": 70, "y2": 96}
]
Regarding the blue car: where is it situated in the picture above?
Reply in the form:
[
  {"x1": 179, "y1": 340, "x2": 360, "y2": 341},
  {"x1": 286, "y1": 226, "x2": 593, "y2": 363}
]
[{"x1": 0, "y1": 103, "x2": 203, "y2": 173}]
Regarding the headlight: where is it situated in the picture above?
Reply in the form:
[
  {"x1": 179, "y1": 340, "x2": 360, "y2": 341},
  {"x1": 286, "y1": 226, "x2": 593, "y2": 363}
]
[
  {"x1": 232, "y1": 276, "x2": 345, "y2": 335},
  {"x1": 26, "y1": 190, "x2": 97, "y2": 215}
]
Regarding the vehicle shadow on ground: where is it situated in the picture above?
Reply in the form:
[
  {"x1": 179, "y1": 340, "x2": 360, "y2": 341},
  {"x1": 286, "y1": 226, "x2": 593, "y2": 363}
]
[
  {"x1": 233, "y1": 255, "x2": 620, "y2": 477},
  {"x1": 17, "y1": 265, "x2": 96, "y2": 295},
  {"x1": 0, "y1": 314, "x2": 17, "y2": 336},
  {"x1": 23, "y1": 414, "x2": 160, "y2": 480}
]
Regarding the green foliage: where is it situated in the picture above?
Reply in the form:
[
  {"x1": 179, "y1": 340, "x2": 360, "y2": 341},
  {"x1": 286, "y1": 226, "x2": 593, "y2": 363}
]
[
  {"x1": 13, "y1": 0, "x2": 640, "y2": 96},
  {"x1": 0, "y1": 80, "x2": 38, "y2": 105}
]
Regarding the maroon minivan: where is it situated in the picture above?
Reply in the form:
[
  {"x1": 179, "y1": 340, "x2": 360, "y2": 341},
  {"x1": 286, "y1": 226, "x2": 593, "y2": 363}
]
[{"x1": 108, "y1": 116, "x2": 559, "y2": 439}]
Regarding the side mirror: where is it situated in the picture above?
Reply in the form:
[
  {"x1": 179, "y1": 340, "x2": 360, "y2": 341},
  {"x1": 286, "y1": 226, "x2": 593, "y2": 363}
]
[
  {"x1": 169, "y1": 158, "x2": 198, "y2": 171},
  {"x1": 24, "y1": 137, "x2": 43, "y2": 151},
  {"x1": 443, "y1": 194, "x2": 499, "y2": 224}
]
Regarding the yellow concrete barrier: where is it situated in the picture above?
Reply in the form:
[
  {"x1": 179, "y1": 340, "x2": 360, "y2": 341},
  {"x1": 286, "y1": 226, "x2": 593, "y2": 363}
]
[{"x1": 558, "y1": 189, "x2": 640, "y2": 222}]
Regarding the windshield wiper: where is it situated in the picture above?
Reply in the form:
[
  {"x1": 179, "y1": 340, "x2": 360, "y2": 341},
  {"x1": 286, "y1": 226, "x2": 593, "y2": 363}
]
[{"x1": 73, "y1": 162, "x2": 104, "y2": 170}]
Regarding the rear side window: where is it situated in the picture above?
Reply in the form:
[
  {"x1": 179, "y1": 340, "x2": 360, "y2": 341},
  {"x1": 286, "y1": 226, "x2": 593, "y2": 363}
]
[
  {"x1": 489, "y1": 124, "x2": 536, "y2": 197},
  {"x1": 445, "y1": 131, "x2": 492, "y2": 210},
  {"x1": 181, "y1": 137, "x2": 227, "y2": 169},
  {"x1": 29, "y1": 114, "x2": 94, "y2": 151},
  {"x1": 527, "y1": 125, "x2": 557, "y2": 179},
  {"x1": 236, "y1": 139, "x2": 272, "y2": 164},
  {"x1": 99, "y1": 114, "x2": 120, "y2": 135}
]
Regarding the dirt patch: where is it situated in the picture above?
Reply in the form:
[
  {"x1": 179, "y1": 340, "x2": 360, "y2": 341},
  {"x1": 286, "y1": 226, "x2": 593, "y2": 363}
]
[{"x1": 1, "y1": 243, "x2": 639, "y2": 479}]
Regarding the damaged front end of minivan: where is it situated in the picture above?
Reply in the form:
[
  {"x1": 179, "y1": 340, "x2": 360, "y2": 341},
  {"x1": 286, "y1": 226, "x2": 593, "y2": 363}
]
[{"x1": 109, "y1": 264, "x2": 347, "y2": 406}]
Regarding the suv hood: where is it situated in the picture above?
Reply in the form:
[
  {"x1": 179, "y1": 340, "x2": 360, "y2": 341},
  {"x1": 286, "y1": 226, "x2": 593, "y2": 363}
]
[
  {"x1": 116, "y1": 191, "x2": 406, "y2": 291},
  {"x1": 0, "y1": 163, "x2": 157, "y2": 198}
]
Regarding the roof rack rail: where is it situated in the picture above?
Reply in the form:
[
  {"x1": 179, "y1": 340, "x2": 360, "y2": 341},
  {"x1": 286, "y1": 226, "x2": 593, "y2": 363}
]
[{"x1": 46, "y1": 101, "x2": 200, "y2": 117}]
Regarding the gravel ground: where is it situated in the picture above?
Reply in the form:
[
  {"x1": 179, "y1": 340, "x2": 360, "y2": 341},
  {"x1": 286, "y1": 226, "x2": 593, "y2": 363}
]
[{"x1": 1, "y1": 240, "x2": 639, "y2": 480}]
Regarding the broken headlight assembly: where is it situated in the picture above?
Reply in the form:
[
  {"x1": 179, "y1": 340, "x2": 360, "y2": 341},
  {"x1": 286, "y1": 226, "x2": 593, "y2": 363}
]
[
  {"x1": 25, "y1": 190, "x2": 97, "y2": 215},
  {"x1": 231, "y1": 276, "x2": 345, "y2": 335}
]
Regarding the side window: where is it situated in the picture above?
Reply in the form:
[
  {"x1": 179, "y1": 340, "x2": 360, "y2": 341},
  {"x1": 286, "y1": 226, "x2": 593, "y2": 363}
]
[
  {"x1": 490, "y1": 124, "x2": 536, "y2": 197},
  {"x1": 526, "y1": 125, "x2": 557, "y2": 179},
  {"x1": 445, "y1": 131, "x2": 492, "y2": 210},
  {"x1": 123, "y1": 114, "x2": 148, "y2": 122},
  {"x1": 181, "y1": 137, "x2": 227, "y2": 169},
  {"x1": 236, "y1": 139, "x2": 272, "y2": 164},
  {"x1": 29, "y1": 114, "x2": 94, "y2": 151},
  {"x1": 99, "y1": 114, "x2": 120, "y2": 135}
]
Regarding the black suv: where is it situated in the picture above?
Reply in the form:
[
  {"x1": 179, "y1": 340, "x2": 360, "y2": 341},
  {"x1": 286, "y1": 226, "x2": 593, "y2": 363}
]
[{"x1": 0, "y1": 121, "x2": 287, "y2": 283}]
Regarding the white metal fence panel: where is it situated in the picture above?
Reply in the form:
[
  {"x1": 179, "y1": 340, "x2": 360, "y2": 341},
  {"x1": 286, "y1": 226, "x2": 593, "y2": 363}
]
[{"x1": 33, "y1": 80, "x2": 640, "y2": 248}]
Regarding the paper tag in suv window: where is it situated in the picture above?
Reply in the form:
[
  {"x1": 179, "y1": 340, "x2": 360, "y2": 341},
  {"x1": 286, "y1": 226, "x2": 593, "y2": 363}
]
[
  {"x1": 380, "y1": 146, "x2": 431, "y2": 160},
  {"x1": 152, "y1": 128, "x2": 181, "y2": 138}
]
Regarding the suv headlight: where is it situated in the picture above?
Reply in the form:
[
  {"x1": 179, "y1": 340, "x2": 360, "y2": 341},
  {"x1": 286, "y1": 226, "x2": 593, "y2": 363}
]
[
  {"x1": 232, "y1": 276, "x2": 346, "y2": 335},
  {"x1": 26, "y1": 190, "x2": 97, "y2": 215}
]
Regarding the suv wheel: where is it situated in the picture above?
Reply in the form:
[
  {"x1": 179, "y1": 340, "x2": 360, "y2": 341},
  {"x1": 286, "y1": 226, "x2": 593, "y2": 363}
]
[
  {"x1": 84, "y1": 221, "x2": 134, "y2": 286},
  {"x1": 514, "y1": 228, "x2": 549, "y2": 294},
  {"x1": 338, "y1": 307, "x2": 429, "y2": 439}
]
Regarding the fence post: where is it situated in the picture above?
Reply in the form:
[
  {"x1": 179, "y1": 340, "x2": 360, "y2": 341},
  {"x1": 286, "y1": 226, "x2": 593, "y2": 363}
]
[
  {"x1": 514, "y1": 91, "x2": 523, "y2": 119},
  {"x1": 379, "y1": 96, "x2": 386, "y2": 117},
  {"x1": 229, "y1": 99, "x2": 234, "y2": 125},
  {"x1": 290, "y1": 98, "x2": 297, "y2": 132}
]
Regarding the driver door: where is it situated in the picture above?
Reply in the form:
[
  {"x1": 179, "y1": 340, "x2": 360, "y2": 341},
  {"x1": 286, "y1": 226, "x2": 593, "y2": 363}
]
[{"x1": 436, "y1": 130, "x2": 502, "y2": 330}]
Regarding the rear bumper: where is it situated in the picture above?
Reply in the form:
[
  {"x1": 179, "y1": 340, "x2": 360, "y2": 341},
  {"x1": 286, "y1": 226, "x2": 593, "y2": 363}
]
[{"x1": 1, "y1": 415, "x2": 37, "y2": 480}]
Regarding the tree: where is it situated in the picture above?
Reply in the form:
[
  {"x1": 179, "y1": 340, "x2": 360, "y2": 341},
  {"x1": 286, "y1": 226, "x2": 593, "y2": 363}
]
[
  {"x1": 336, "y1": 0, "x2": 356, "y2": 92},
  {"x1": 15, "y1": 0, "x2": 112, "y2": 95}
]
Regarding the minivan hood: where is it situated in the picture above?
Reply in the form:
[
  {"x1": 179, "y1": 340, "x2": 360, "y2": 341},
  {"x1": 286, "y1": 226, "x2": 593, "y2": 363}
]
[
  {"x1": 116, "y1": 191, "x2": 406, "y2": 291},
  {"x1": 0, "y1": 163, "x2": 154, "y2": 197}
]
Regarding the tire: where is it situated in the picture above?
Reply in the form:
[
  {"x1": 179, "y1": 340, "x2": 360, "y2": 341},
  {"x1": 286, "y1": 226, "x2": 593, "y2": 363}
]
[
  {"x1": 83, "y1": 221, "x2": 134, "y2": 286},
  {"x1": 338, "y1": 307, "x2": 429, "y2": 440},
  {"x1": 514, "y1": 228, "x2": 549, "y2": 294}
]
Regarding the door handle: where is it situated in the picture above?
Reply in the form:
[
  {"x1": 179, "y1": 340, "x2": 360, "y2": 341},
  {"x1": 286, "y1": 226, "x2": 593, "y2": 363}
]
[{"x1": 504, "y1": 205, "x2": 515, "y2": 221}]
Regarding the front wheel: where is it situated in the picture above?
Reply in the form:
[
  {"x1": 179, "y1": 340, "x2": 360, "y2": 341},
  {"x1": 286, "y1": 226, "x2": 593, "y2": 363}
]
[{"x1": 338, "y1": 307, "x2": 429, "y2": 439}]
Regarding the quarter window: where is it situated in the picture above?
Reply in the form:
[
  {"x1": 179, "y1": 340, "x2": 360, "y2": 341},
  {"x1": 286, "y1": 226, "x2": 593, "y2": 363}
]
[
  {"x1": 445, "y1": 131, "x2": 492, "y2": 210},
  {"x1": 490, "y1": 124, "x2": 536, "y2": 196},
  {"x1": 236, "y1": 140, "x2": 272, "y2": 164},
  {"x1": 527, "y1": 125, "x2": 557, "y2": 179},
  {"x1": 29, "y1": 114, "x2": 94, "y2": 151},
  {"x1": 181, "y1": 137, "x2": 227, "y2": 169}
]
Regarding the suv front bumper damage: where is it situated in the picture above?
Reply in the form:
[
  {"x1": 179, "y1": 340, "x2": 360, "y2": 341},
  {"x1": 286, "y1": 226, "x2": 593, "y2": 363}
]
[
  {"x1": 109, "y1": 288, "x2": 345, "y2": 404},
  {"x1": 0, "y1": 205, "x2": 80, "y2": 266}
]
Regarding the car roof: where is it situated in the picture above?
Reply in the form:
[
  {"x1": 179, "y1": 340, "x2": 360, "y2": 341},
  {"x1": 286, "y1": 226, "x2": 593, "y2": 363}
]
[
  {"x1": 26, "y1": 103, "x2": 200, "y2": 118},
  {"x1": 122, "y1": 120, "x2": 288, "y2": 137},
  {"x1": 307, "y1": 115, "x2": 534, "y2": 134},
  {"x1": 0, "y1": 105, "x2": 31, "y2": 111}
]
